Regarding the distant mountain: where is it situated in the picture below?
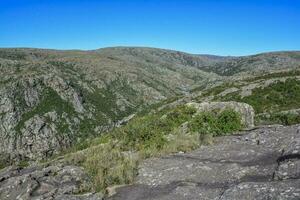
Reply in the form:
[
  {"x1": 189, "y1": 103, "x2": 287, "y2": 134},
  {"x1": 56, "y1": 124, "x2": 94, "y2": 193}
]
[{"x1": 199, "y1": 51, "x2": 300, "y2": 76}]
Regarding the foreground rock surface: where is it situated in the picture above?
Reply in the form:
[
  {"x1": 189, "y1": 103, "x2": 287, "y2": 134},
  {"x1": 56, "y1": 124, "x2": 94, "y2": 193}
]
[
  {"x1": 109, "y1": 125, "x2": 300, "y2": 200},
  {"x1": 0, "y1": 164, "x2": 103, "y2": 200}
]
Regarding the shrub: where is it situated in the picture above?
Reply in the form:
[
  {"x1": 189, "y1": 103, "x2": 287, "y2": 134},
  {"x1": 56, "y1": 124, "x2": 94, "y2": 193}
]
[
  {"x1": 189, "y1": 109, "x2": 242, "y2": 136},
  {"x1": 217, "y1": 109, "x2": 242, "y2": 134},
  {"x1": 189, "y1": 112, "x2": 219, "y2": 135}
]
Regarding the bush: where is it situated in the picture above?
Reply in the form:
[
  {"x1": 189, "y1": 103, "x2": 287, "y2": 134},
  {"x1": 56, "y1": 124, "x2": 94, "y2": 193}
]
[
  {"x1": 189, "y1": 109, "x2": 242, "y2": 136},
  {"x1": 217, "y1": 109, "x2": 242, "y2": 134},
  {"x1": 189, "y1": 112, "x2": 219, "y2": 135}
]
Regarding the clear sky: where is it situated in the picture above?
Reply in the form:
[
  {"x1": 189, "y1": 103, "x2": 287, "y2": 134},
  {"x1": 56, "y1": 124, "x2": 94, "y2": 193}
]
[{"x1": 0, "y1": 0, "x2": 299, "y2": 56}]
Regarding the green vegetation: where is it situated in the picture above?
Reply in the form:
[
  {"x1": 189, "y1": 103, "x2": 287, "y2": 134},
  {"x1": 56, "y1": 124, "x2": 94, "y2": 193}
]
[
  {"x1": 0, "y1": 49, "x2": 28, "y2": 60},
  {"x1": 63, "y1": 105, "x2": 242, "y2": 193},
  {"x1": 66, "y1": 142, "x2": 138, "y2": 192},
  {"x1": 189, "y1": 109, "x2": 242, "y2": 136},
  {"x1": 196, "y1": 82, "x2": 236, "y2": 97},
  {"x1": 0, "y1": 154, "x2": 10, "y2": 170},
  {"x1": 17, "y1": 160, "x2": 29, "y2": 168},
  {"x1": 111, "y1": 105, "x2": 197, "y2": 157},
  {"x1": 219, "y1": 78, "x2": 300, "y2": 114},
  {"x1": 212, "y1": 78, "x2": 300, "y2": 125},
  {"x1": 15, "y1": 87, "x2": 76, "y2": 134},
  {"x1": 244, "y1": 70, "x2": 300, "y2": 82},
  {"x1": 257, "y1": 112, "x2": 300, "y2": 126}
]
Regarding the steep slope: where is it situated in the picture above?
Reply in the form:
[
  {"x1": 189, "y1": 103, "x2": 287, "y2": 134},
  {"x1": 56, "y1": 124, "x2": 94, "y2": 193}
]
[{"x1": 0, "y1": 47, "x2": 221, "y2": 164}]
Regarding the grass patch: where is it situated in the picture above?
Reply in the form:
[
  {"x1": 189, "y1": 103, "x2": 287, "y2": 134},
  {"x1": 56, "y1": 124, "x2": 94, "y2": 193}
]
[{"x1": 66, "y1": 142, "x2": 139, "y2": 193}]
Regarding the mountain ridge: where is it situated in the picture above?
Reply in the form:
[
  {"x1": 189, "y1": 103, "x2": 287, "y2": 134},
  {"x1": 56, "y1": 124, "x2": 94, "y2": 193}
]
[{"x1": 2, "y1": 46, "x2": 299, "y2": 56}]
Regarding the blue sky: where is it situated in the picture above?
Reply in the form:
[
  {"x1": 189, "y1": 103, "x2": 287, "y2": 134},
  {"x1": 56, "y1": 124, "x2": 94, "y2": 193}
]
[{"x1": 0, "y1": 0, "x2": 299, "y2": 55}]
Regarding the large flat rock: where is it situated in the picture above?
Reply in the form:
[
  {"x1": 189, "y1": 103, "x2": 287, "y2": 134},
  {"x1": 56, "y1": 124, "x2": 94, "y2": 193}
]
[{"x1": 109, "y1": 125, "x2": 300, "y2": 200}]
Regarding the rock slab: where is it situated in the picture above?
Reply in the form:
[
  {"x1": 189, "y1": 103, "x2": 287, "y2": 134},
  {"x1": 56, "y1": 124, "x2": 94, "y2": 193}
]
[
  {"x1": 109, "y1": 125, "x2": 300, "y2": 200},
  {"x1": 0, "y1": 164, "x2": 103, "y2": 200}
]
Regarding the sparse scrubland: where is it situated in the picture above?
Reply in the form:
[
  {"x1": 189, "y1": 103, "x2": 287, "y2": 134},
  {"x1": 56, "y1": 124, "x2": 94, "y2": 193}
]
[{"x1": 59, "y1": 105, "x2": 243, "y2": 192}]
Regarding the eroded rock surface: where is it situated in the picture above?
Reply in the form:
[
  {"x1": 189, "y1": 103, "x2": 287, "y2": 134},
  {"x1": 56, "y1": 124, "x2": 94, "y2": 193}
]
[
  {"x1": 0, "y1": 164, "x2": 103, "y2": 200},
  {"x1": 109, "y1": 125, "x2": 300, "y2": 200}
]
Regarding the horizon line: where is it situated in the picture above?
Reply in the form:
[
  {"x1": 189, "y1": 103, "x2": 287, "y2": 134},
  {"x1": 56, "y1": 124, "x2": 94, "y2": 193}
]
[{"x1": 0, "y1": 45, "x2": 299, "y2": 57}]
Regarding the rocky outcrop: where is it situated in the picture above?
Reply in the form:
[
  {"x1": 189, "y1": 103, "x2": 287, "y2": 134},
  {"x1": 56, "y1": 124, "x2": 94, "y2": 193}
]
[
  {"x1": 0, "y1": 74, "x2": 88, "y2": 163},
  {"x1": 44, "y1": 75, "x2": 85, "y2": 113},
  {"x1": 115, "y1": 114, "x2": 135, "y2": 127},
  {"x1": 0, "y1": 164, "x2": 103, "y2": 200},
  {"x1": 16, "y1": 114, "x2": 72, "y2": 161},
  {"x1": 109, "y1": 125, "x2": 300, "y2": 200},
  {"x1": 187, "y1": 101, "x2": 255, "y2": 128}
]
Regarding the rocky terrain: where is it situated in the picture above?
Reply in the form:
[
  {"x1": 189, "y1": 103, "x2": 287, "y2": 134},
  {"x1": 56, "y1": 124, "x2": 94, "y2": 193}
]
[
  {"x1": 1, "y1": 124, "x2": 299, "y2": 200},
  {"x1": 109, "y1": 125, "x2": 300, "y2": 200},
  {"x1": 0, "y1": 47, "x2": 300, "y2": 164},
  {"x1": 1, "y1": 47, "x2": 300, "y2": 199},
  {"x1": 0, "y1": 47, "x2": 223, "y2": 164}
]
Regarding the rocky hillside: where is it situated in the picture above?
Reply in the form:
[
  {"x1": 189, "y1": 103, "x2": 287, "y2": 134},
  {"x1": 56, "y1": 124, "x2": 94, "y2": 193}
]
[
  {"x1": 199, "y1": 51, "x2": 300, "y2": 76},
  {"x1": 0, "y1": 47, "x2": 300, "y2": 165},
  {"x1": 1, "y1": 47, "x2": 300, "y2": 199}
]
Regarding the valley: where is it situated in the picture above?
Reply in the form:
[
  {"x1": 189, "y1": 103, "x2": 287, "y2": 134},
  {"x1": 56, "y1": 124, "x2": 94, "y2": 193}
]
[{"x1": 0, "y1": 47, "x2": 300, "y2": 199}]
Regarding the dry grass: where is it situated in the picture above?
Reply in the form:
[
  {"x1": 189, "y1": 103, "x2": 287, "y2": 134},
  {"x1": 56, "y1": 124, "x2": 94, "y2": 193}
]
[{"x1": 66, "y1": 142, "x2": 139, "y2": 193}]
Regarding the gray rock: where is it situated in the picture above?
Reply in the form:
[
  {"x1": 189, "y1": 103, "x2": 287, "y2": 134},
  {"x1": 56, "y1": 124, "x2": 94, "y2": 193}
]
[
  {"x1": 14, "y1": 115, "x2": 71, "y2": 161},
  {"x1": 0, "y1": 164, "x2": 103, "y2": 200},
  {"x1": 274, "y1": 134, "x2": 300, "y2": 180},
  {"x1": 44, "y1": 75, "x2": 85, "y2": 113},
  {"x1": 115, "y1": 114, "x2": 135, "y2": 127},
  {"x1": 109, "y1": 125, "x2": 300, "y2": 200}
]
